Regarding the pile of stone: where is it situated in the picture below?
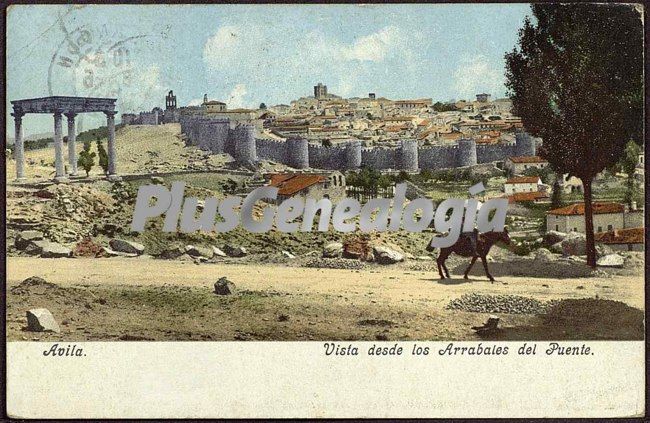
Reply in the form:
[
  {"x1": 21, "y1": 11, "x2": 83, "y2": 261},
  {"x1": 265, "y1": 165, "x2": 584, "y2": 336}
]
[
  {"x1": 305, "y1": 257, "x2": 367, "y2": 270},
  {"x1": 446, "y1": 293, "x2": 552, "y2": 315},
  {"x1": 322, "y1": 241, "x2": 404, "y2": 265},
  {"x1": 14, "y1": 230, "x2": 72, "y2": 258}
]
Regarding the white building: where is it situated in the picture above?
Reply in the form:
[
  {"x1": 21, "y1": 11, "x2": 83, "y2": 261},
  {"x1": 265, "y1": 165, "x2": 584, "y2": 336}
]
[
  {"x1": 546, "y1": 202, "x2": 643, "y2": 234},
  {"x1": 504, "y1": 176, "x2": 543, "y2": 195},
  {"x1": 504, "y1": 156, "x2": 549, "y2": 176}
]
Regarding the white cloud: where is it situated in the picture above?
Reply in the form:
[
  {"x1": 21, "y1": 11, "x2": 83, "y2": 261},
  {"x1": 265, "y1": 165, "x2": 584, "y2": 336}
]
[
  {"x1": 201, "y1": 23, "x2": 423, "y2": 101},
  {"x1": 342, "y1": 26, "x2": 403, "y2": 62},
  {"x1": 227, "y1": 84, "x2": 248, "y2": 109},
  {"x1": 453, "y1": 55, "x2": 504, "y2": 100}
]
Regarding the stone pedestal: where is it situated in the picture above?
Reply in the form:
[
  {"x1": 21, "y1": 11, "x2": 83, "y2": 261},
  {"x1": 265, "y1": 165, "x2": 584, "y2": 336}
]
[
  {"x1": 12, "y1": 111, "x2": 26, "y2": 181},
  {"x1": 66, "y1": 113, "x2": 78, "y2": 176},
  {"x1": 53, "y1": 111, "x2": 68, "y2": 182},
  {"x1": 105, "y1": 111, "x2": 117, "y2": 177}
]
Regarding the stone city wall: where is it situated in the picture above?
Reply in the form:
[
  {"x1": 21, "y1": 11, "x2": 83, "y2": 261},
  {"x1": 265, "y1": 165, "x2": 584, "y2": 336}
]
[{"x1": 181, "y1": 115, "x2": 538, "y2": 171}]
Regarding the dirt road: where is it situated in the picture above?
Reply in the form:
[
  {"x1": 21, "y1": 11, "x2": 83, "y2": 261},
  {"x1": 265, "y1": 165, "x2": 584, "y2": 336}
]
[{"x1": 6, "y1": 257, "x2": 644, "y2": 341}]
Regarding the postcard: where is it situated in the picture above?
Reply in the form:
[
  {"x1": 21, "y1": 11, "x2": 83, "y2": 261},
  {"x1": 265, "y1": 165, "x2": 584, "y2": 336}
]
[{"x1": 4, "y1": 3, "x2": 645, "y2": 419}]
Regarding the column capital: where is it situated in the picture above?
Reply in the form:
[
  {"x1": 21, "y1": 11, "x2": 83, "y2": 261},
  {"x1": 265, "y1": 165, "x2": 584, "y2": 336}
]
[
  {"x1": 11, "y1": 110, "x2": 25, "y2": 120},
  {"x1": 53, "y1": 109, "x2": 63, "y2": 118},
  {"x1": 104, "y1": 110, "x2": 118, "y2": 118},
  {"x1": 64, "y1": 112, "x2": 77, "y2": 120}
]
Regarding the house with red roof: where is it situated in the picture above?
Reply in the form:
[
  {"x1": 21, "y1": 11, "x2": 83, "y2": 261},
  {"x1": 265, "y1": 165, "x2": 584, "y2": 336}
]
[
  {"x1": 594, "y1": 227, "x2": 644, "y2": 252},
  {"x1": 504, "y1": 156, "x2": 549, "y2": 175},
  {"x1": 265, "y1": 172, "x2": 346, "y2": 203},
  {"x1": 546, "y1": 201, "x2": 643, "y2": 234},
  {"x1": 504, "y1": 176, "x2": 543, "y2": 195}
]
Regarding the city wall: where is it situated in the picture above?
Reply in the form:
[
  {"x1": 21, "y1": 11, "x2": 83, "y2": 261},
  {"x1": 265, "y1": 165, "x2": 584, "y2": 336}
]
[{"x1": 179, "y1": 115, "x2": 539, "y2": 172}]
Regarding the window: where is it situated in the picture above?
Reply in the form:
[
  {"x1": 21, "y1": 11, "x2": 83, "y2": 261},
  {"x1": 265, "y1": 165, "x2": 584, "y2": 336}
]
[
  {"x1": 597, "y1": 226, "x2": 602, "y2": 232},
  {"x1": 555, "y1": 225, "x2": 559, "y2": 231},
  {"x1": 607, "y1": 225, "x2": 613, "y2": 231},
  {"x1": 573, "y1": 227, "x2": 577, "y2": 232}
]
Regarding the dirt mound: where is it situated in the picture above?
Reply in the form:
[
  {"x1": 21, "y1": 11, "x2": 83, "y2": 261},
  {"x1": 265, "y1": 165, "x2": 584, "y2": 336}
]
[
  {"x1": 304, "y1": 258, "x2": 367, "y2": 270},
  {"x1": 447, "y1": 293, "x2": 551, "y2": 315},
  {"x1": 10, "y1": 276, "x2": 63, "y2": 296},
  {"x1": 542, "y1": 298, "x2": 643, "y2": 330}
]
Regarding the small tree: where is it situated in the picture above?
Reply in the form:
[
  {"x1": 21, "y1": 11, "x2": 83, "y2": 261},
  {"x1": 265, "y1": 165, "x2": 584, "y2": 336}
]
[
  {"x1": 259, "y1": 103, "x2": 267, "y2": 110},
  {"x1": 322, "y1": 139, "x2": 333, "y2": 147},
  {"x1": 96, "y1": 138, "x2": 109, "y2": 175},
  {"x1": 620, "y1": 140, "x2": 640, "y2": 207},
  {"x1": 550, "y1": 180, "x2": 563, "y2": 209},
  {"x1": 77, "y1": 141, "x2": 96, "y2": 176}
]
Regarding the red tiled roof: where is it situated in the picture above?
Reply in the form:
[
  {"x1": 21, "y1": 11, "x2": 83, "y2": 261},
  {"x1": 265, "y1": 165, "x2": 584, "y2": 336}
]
[
  {"x1": 547, "y1": 202, "x2": 625, "y2": 216},
  {"x1": 269, "y1": 174, "x2": 326, "y2": 196},
  {"x1": 508, "y1": 156, "x2": 548, "y2": 164},
  {"x1": 594, "y1": 227, "x2": 644, "y2": 244},
  {"x1": 505, "y1": 176, "x2": 540, "y2": 184},
  {"x1": 507, "y1": 191, "x2": 549, "y2": 203}
]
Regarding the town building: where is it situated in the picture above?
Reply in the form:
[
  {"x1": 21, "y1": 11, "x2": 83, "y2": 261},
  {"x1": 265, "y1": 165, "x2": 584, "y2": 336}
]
[
  {"x1": 476, "y1": 93, "x2": 491, "y2": 103},
  {"x1": 504, "y1": 176, "x2": 543, "y2": 195},
  {"x1": 594, "y1": 227, "x2": 644, "y2": 252},
  {"x1": 546, "y1": 202, "x2": 643, "y2": 233},
  {"x1": 266, "y1": 172, "x2": 346, "y2": 203},
  {"x1": 505, "y1": 156, "x2": 549, "y2": 175}
]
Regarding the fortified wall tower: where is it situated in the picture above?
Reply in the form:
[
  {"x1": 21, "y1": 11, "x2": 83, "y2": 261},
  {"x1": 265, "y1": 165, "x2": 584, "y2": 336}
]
[{"x1": 181, "y1": 115, "x2": 539, "y2": 172}]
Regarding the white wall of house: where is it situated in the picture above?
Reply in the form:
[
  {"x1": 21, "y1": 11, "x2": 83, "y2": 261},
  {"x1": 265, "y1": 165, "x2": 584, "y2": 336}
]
[
  {"x1": 505, "y1": 181, "x2": 540, "y2": 195},
  {"x1": 546, "y1": 211, "x2": 637, "y2": 233}
]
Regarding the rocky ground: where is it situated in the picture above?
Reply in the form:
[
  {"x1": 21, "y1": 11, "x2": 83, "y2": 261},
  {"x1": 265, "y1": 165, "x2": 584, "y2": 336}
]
[
  {"x1": 6, "y1": 258, "x2": 644, "y2": 341},
  {"x1": 5, "y1": 123, "x2": 645, "y2": 341}
]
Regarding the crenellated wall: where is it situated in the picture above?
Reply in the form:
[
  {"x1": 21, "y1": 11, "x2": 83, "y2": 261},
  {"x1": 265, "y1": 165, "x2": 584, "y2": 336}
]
[{"x1": 181, "y1": 115, "x2": 540, "y2": 171}]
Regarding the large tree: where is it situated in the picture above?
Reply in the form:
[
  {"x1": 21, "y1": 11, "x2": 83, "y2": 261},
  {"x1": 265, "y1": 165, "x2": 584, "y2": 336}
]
[{"x1": 505, "y1": 4, "x2": 643, "y2": 267}]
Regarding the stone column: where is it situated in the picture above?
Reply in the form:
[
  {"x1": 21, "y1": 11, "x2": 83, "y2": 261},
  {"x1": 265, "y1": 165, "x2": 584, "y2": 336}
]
[
  {"x1": 105, "y1": 111, "x2": 119, "y2": 180},
  {"x1": 53, "y1": 111, "x2": 68, "y2": 182},
  {"x1": 66, "y1": 113, "x2": 78, "y2": 176},
  {"x1": 12, "y1": 111, "x2": 26, "y2": 181}
]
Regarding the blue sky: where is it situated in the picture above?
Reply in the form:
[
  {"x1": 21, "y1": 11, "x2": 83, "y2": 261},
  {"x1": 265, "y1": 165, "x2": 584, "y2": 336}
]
[{"x1": 6, "y1": 4, "x2": 531, "y2": 137}]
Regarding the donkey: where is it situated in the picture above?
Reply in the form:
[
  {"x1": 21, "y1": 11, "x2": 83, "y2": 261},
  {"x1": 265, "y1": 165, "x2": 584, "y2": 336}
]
[{"x1": 432, "y1": 228, "x2": 511, "y2": 283}]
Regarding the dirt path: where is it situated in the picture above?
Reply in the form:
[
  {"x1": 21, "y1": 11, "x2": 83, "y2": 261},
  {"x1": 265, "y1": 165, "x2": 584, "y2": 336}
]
[{"x1": 6, "y1": 257, "x2": 644, "y2": 341}]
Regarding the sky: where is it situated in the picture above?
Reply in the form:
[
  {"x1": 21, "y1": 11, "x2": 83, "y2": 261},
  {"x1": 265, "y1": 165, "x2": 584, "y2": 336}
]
[{"x1": 6, "y1": 4, "x2": 531, "y2": 137}]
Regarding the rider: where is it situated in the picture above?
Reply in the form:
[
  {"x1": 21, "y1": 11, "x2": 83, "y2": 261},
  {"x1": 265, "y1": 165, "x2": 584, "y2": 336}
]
[{"x1": 462, "y1": 198, "x2": 481, "y2": 257}]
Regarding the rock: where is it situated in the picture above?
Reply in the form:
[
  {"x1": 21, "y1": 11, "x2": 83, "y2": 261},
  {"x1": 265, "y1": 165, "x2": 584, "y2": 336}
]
[
  {"x1": 15, "y1": 230, "x2": 44, "y2": 250},
  {"x1": 223, "y1": 244, "x2": 247, "y2": 257},
  {"x1": 323, "y1": 242, "x2": 343, "y2": 258},
  {"x1": 109, "y1": 239, "x2": 145, "y2": 255},
  {"x1": 282, "y1": 250, "x2": 296, "y2": 259},
  {"x1": 561, "y1": 232, "x2": 586, "y2": 256},
  {"x1": 100, "y1": 247, "x2": 138, "y2": 258},
  {"x1": 184, "y1": 245, "x2": 213, "y2": 258},
  {"x1": 533, "y1": 248, "x2": 556, "y2": 262},
  {"x1": 542, "y1": 230, "x2": 566, "y2": 247},
  {"x1": 26, "y1": 308, "x2": 60, "y2": 333},
  {"x1": 549, "y1": 242, "x2": 564, "y2": 254},
  {"x1": 372, "y1": 245, "x2": 404, "y2": 265},
  {"x1": 150, "y1": 176, "x2": 164, "y2": 184},
  {"x1": 416, "y1": 256, "x2": 432, "y2": 261},
  {"x1": 597, "y1": 254, "x2": 625, "y2": 268},
  {"x1": 212, "y1": 246, "x2": 227, "y2": 257},
  {"x1": 157, "y1": 246, "x2": 185, "y2": 260},
  {"x1": 26, "y1": 240, "x2": 72, "y2": 258},
  {"x1": 596, "y1": 243, "x2": 614, "y2": 258},
  {"x1": 214, "y1": 277, "x2": 236, "y2": 295}
]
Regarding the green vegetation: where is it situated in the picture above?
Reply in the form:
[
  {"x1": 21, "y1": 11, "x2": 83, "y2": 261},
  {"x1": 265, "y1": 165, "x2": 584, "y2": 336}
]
[
  {"x1": 97, "y1": 139, "x2": 109, "y2": 175},
  {"x1": 620, "y1": 140, "x2": 641, "y2": 208},
  {"x1": 77, "y1": 141, "x2": 96, "y2": 176},
  {"x1": 432, "y1": 102, "x2": 458, "y2": 112}
]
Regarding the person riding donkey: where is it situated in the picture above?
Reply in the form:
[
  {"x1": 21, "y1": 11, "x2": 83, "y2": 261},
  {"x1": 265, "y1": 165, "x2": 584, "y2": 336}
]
[{"x1": 426, "y1": 195, "x2": 482, "y2": 257}]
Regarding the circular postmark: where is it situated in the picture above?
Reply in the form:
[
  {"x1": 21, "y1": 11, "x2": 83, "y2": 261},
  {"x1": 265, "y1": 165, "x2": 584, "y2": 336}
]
[{"x1": 48, "y1": 17, "x2": 169, "y2": 132}]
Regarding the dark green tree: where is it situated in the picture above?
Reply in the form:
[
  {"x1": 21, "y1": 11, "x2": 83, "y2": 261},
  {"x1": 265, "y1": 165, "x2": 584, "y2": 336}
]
[
  {"x1": 620, "y1": 140, "x2": 640, "y2": 208},
  {"x1": 550, "y1": 180, "x2": 563, "y2": 209},
  {"x1": 96, "y1": 138, "x2": 109, "y2": 175},
  {"x1": 77, "y1": 140, "x2": 96, "y2": 177},
  {"x1": 322, "y1": 139, "x2": 333, "y2": 147},
  {"x1": 259, "y1": 103, "x2": 267, "y2": 110},
  {"x1": 505, "y1": 4, "x2": 643, "y2": 266}
]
